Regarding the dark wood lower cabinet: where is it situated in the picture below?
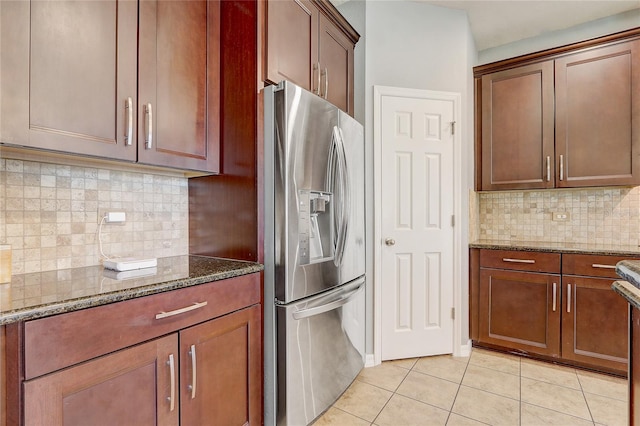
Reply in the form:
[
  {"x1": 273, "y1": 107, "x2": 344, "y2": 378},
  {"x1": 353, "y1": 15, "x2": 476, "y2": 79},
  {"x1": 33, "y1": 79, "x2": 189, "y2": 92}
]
[
  {"x1": 22, "y1": 305, "x2": 261, "y2": 426},
  {"x1": 472, "y1": 248, "x2": 632, "y2": 375},
  {"x1": 180, "y1": 305, "x2": 261, "y2": 426},
  {"x1": 24, "y1": 335, "x2": 178, "y2": 425},
  {"x1": 479, "y1": 268, "x2": 561, "y2": 357},
  {"x1": 561, "y1": 277, "x2": 628, "y2": 372}
]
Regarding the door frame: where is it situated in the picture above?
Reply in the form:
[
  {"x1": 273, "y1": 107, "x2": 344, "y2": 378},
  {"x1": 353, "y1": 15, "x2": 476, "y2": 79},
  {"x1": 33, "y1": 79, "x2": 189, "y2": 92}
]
[{"x1": 372, "y1": 85, "x2": 465, "y2": 365}]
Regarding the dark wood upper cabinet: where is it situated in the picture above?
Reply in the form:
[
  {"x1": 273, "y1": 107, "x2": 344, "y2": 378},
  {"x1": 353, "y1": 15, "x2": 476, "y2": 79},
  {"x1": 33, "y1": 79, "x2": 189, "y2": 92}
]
[
  {"x1": 475, "y1": 30, "x2": 640, "y2": 191},
  {"x1": 555, "y1": 39, "x2": 640, "y2": 188},
  {"x1": 1, "y1": 0, "x2": 138, "y2": 160},
  {"x1": 0, "y1": 0, "x2": 220, "y2": 173},
  {"x1": 481, "y1": 62, "x2": 555, "y2": 190},
  {"x1": 318, "y1": 12, "x2": 354, "y2": 114},
  {"x1": 266, "y1": 0, "x2": 318, "y2": 92},
  {"x1": 138, "y1": 0, "x2": 220, "y2": 172},
  {"x1": 264, "y1": 0, "x2": 358, "y2": 115}
]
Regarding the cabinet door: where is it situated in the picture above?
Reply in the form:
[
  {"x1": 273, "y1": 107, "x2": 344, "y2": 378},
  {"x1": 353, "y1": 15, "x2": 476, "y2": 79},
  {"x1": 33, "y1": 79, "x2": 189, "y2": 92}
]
[
  {"x1": 180, "y1": 305, "x2": 261, "y2": 426},
  {"x1": 562, "y1": 276, "x2": 628, "y2": 373},
  {"x1": 266, "y1": 0, "x2": 319, "y2": 92},
  {"x1": 23, "y1": 334, "x2": 178, "y2": 426},
  {"x1": 318, "y1": 13, "x2": 354, "y2": 115},
  {"x1": 479, "y1": 269, "x2": 561, "y2": 356},
  {"x1": 138, "y1": 0, "x2": 221, "y2": 172},
  {"x1": 0, "y1": 0, "x2": 138, "y2": 160},
  {"x1": 555, "y1": 39, "x2": 640, "y2": 187},
  {"x1": 480, "y1": 61, "x2": 555, "y2": 190}
]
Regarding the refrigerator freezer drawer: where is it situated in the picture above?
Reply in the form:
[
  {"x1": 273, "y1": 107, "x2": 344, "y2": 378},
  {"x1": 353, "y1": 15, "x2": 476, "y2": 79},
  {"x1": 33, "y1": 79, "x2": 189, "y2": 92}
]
[{"x1": 276, "y1": 278, "x2": 365, "y2": 426}]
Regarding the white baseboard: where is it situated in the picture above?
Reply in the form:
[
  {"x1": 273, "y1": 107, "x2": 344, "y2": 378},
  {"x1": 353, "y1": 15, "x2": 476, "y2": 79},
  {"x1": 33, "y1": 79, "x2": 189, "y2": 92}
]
[
  {"x1": 456, "y1": 340, "x2": 472, "y2": 358},
  {"x1": 364, "y1": 353, "x2": 376, "y2": 368}
]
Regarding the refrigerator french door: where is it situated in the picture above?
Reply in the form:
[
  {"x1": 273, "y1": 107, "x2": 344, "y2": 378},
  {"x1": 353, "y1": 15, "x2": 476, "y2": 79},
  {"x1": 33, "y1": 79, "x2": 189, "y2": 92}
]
[{"x1": 264, "y1": 81, "x2": 366, "y2": 426}]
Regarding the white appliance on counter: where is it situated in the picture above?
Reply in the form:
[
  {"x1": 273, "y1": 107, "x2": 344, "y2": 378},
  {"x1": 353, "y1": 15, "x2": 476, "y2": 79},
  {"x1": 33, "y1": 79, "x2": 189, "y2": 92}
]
[{"x1": 263, "y1": 81, "x2": 366, "y2": 426}]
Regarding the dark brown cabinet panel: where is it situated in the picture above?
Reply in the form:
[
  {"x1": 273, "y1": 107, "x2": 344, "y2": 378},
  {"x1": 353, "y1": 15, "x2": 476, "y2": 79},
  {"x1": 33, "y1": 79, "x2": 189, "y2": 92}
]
[
  {"x1": 266, "y1": 0, "x2": 318, "y2": 91},
  {"x1": 481, "y1": 61, "x2": 555, "y2": 190},
  {"x1": 318, "y1": 13, "x2": 354, "y2": 114},
  {"x1": 555, "y1": 39, "x2": 640, "y2": 187},
  {"x1": 264, "y1": 0, "x2": 358, "y2": 115},
  {"x1": 1, "y1": 0, "x2": 220, "y2": 173},
  {"x1": 180, "y1": 305, "x2": 261, "y2": 426},
  {"x1": 561, "y1": 276, "x2": 628, "y2": 372},
  {"x1": 479, "y1": 268, "x2": 561, "y2": 357},
  {"x1": 138, "y1": 0, "x2": 221, "y2": 172},
  {"x1": 1, "y1": 0, "x2": 138, "y2": 160},
  {"x1": 475, "y1": 31, "x2": 640, "y2": 191},
  {"x1": 24, "y1": 334, "x2": 178, "y2": 425}
]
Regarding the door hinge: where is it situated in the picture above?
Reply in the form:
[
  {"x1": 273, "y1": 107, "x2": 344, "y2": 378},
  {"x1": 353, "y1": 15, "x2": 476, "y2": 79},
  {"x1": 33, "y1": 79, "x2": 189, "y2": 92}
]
[
  {"x1": 451, "y1": 121, "x2": 456, "y2": 135},
  {"x1": 451, "y1": 307, "x2": 455, "y2": 320},
  {"x1": 451, "y1": 215, "x2": 455, "y2": 227}
]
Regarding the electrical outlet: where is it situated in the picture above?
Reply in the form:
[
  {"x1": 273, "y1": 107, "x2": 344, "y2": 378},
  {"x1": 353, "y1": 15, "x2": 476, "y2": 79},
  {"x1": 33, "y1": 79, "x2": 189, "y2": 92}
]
[
  {"x1": 105, "y1": 212, "x2": 126, "y2": 223},
  {"x1": 552, "y1": 211, "x2": 570, "y2": 222}
]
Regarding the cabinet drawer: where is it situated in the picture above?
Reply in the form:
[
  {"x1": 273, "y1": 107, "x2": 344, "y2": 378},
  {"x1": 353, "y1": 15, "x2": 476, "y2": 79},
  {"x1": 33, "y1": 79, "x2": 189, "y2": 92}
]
[
  {"x1": 480, "y1": 249, "x2": 561, "y2": 273},
  {"x1": 563, "y1": 253, "x2": 640, "y2": 278},
  {"x1": 24, "y1": 273, "x2": 260, "y2": 380}
]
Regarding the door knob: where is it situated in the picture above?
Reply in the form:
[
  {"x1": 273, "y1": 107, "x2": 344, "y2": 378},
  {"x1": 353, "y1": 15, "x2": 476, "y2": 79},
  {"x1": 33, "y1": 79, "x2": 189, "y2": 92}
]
[{"x1": 385, "y1": 238, "x2": 395, "y2": 246}]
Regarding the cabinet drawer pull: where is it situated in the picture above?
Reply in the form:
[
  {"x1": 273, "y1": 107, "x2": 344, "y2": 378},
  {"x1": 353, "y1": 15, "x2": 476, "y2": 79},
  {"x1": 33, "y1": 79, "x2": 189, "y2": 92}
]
[
  {"x1": 546, "y1": 156, "x2": 550, "y2": 182},
  {"x1": 188, "y1": 344, "x2": 197, "y2": 399},
  {"x1": 552, "y1": 282, "x2": 557, "y2": 312},
  {"x1": 167, "y1": 353, "x2": 176, "y2": 412},
  {"x1": 502, "y1": 258, "x2": 535, "y2": 264},
  {"x1": 155, "y1": 301, "x2": 208, "y2": 320},
  {"x1": 124, "y1": 97, "x2": 133, "y2": 146},
  {"x1": 592, "y1": 263, "x2": 617, "y2": 270},
  {"x1": 144, "y1": 102, "x2": 153, "y2": 149},
  {"x1": 567, "y1": 284, "x2": 572, "y2": 313},
  {"x1": 559, "y1": 154, "x2": 564, "y2": 181}
]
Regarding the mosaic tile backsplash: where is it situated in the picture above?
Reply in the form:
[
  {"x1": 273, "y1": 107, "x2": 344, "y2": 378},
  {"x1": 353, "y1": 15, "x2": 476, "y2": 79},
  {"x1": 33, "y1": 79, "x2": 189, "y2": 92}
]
[
  {"x1": 0, "y1": 158, "x2": 189, "y2": 274},
  {"x1": 477, "y1": 187, "x2": 640, "y2": 248}
]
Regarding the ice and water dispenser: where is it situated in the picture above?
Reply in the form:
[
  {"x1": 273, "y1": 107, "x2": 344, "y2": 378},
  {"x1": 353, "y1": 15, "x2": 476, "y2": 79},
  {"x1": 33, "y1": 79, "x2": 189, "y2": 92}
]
[{"x1": 298, "y1": 190, "x2": 334, "y2": 264}]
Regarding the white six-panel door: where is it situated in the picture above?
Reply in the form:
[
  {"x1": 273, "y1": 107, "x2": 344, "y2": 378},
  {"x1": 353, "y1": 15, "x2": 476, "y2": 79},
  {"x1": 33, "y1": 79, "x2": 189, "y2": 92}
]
[{"x1": 376, "y1": 89, "x2": 457, "y2": 361}]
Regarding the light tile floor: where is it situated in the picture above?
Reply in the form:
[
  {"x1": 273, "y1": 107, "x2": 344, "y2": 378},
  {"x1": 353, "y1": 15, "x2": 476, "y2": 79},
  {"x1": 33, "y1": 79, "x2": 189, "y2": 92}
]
[{"x1": 314, "y1": 348, "x2": 628, "y2": 426}]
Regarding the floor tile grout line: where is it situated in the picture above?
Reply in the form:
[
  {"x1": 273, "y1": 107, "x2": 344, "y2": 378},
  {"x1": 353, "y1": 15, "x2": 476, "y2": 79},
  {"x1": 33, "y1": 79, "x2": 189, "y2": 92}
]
[{"x1": 446, "y1": 352, "x2": 472, "y2": 424}]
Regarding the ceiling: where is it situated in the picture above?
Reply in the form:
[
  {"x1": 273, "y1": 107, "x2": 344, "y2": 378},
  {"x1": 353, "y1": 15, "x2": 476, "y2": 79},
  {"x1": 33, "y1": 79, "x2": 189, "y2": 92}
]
[{"x1": 421, "y1": 1, "x2": 640, "y2": 51}]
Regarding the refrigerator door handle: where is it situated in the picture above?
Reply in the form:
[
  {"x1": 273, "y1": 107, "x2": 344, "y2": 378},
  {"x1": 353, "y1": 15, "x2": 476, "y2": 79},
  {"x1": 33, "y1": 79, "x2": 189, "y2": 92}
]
[
  {"x1": 292, "y1": 278, "x2": 364, "y2": 320},
  {"x1": 330, "y1": 126, "x2": 350, "y2": 267}
]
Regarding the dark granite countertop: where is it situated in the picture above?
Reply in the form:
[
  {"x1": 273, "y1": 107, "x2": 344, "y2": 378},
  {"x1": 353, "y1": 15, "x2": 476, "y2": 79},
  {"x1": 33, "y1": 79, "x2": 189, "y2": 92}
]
[
  {"x1": 470, "y1": 239, "x2": 640, "y2": 256},
  {"x1": 613, "y1": 260, "x2": 640, "y2": 309},
  {"x1": 0, "y1": 255, "x2": 263, "y2": 325}
]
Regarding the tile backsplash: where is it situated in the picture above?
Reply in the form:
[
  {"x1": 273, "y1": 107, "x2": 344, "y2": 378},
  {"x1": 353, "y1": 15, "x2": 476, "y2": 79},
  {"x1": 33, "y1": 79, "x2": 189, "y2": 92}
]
[
  {"x1": 476, "y1": 187, "x2": 640, "y2": 247},
  {"x1": 0, "y1": 158, "x2": 189, "y2": 274}
]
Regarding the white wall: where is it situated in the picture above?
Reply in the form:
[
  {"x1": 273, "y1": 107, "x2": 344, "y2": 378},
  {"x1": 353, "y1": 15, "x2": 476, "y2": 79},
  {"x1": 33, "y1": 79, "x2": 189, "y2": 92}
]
[
  {"x1": 339, "y1": 0, "x2": 477, "y2": 355},
  {"x1": 478, "y1": 8, "x2": 640, "y2": 64}
]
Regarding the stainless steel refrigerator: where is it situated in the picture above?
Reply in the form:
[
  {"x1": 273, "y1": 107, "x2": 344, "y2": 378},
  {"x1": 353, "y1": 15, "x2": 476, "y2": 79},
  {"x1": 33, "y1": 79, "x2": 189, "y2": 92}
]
[{"x1": 264, "y1": 81, "x2": 366, "y2": 426}]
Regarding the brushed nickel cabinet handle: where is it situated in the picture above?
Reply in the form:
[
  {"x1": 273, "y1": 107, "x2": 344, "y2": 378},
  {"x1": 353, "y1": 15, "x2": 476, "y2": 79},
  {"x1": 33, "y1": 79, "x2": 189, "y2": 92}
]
[
  {"x1": 167, "y1": 354, "x2": 176, "y2": 412},
  {"x1": 188, "y1": 344, "x2": 197, "y2": 399},
  {"x1": 552, "y1": 282, "x2": 557, "y2": 312},
  {"x1": 144, "y1": 103, "x2": 153, "y2": 149},
  {"x1": 592, "y1": 263, "x2": 617, "y2": 269},
  {"x1": 559, "y1": 155, "x2": 564, "y2": 181},
  {"x1": 124, "y1": 97, "x2": 133, "y2": 146},
  {"x1": 155, "y1": 301, "x2": 208, "y2": 320},
  {"x1": 546, "y1": 156, "x2": 550, "y2": 182},
  {"x1": 567, "y1": 284, "x2": 572, "y2": 313},
  {"x1": 314, "y1": 62, "x2": 321, "y2": 95},
  {"x1": 502, "y1": 258, "x2": 535, "y2": 264},
  {"x1": 322, "y1": 68, "x2": 329, "y2": 99}
]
